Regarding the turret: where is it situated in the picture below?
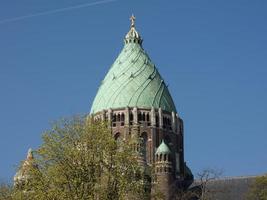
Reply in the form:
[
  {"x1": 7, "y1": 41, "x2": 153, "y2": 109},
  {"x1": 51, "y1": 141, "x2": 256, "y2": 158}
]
[{"x1": 154, "y1": 140, "x2": 174, "y2": 200}]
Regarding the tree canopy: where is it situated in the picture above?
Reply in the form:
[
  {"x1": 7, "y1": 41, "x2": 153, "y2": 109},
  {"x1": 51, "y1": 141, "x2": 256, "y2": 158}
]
[
  {"x1": 0, "y1": 183, "x2": 12, "y2": 200},
  {"x1": 247, "y1": 175, "x2": 267, "y2": 200},
  {"x1": 13, "y1": 117, "x2": 150, "y2": 200}
]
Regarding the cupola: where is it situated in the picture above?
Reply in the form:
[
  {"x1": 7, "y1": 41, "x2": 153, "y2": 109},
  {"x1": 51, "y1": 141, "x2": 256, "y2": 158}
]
[
  {"x1": 90, "y1": 15, "x2": 177, "y2": 114},
  {"x1": 124, "y1": 15, "x2": 142, "y2": 45}
]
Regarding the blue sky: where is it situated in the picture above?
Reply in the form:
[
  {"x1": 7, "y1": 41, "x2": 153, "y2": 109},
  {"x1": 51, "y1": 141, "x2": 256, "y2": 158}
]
[{"x1": 0, "y1": 0, "x2": 266, "y2": 182}]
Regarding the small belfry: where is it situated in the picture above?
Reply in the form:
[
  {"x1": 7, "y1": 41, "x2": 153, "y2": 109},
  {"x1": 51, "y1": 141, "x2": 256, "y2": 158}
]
[
  {"x1": 155, "y1": 140, "x2": 173, "y2": 200},
  {"x1": 124, "y1": 14, "x2": 142, "y2": 45},
  {"x1": 90, "y1": 15, "x2": 193, "y2": 199}
]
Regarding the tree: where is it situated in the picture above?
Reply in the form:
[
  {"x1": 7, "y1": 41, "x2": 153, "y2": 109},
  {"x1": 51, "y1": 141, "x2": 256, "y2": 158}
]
[
  {"x1": 197, "y1": 168, "x2": 223, "y2": 200},
  {"x1": 247, "y1": 175, "x2": 267, "y2": 200},
  {"x1": 174, "y1": 168, "x2": 223, "y2": 200},
  {"x1": 14, "y1": 116, "x2": 149, "y2": 200},
  {"x1": 0, "y1": 183, "x2": 12, "y2": 200}
]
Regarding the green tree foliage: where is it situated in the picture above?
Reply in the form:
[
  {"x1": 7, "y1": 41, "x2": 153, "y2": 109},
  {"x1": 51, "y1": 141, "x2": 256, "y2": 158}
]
[
  {"x1": 0, "y1": 183, "x2": 12, "y2": 200},
  {"x1": 247, "y1": 175, "x2": 267, "y2": 200},
  {"x1": 14, "y1": 117, "x2": 148, "y2": 200}
]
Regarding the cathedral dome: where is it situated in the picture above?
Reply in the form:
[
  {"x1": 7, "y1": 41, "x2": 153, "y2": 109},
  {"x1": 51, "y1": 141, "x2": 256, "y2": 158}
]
[{"x1": 90, "y1": 16, "x2": 176, "y2": 114}]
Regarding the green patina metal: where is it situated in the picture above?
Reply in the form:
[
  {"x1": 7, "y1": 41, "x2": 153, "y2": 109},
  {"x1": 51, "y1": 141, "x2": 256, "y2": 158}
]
[
  {"x1": 90, "y1": 18, "x2": 176, "y2": 114},
  {"x1": 155, "y1": 140, "x2": 171, "y2": 155}
]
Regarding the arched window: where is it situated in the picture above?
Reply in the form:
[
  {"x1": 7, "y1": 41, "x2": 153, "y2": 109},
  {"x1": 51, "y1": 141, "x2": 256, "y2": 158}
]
[
  {"x1": 114, "y1": 132, "x2": 120, "y2": 141},
  {"x1": 138, "y1": 113, "x2": 142, "y2": 122},
  {"x1": 142, "y1": 113, "x2": 146, "y2": 121},
  {"x1": 120, "y1": 113, "x2": 125, "y2": 126},
  {"x1": 146, "y1": 113, "x2": 150, "y2": 122},
  {"x1": 140, "y1": 132, "x2": 148, "y2": 163},
  {"x1": 112, "y1": 114, "x2": 116, "y2": 122},
  {"x1": 164, "y1": 154, "x2": 167, "y2": 161},
  {"x1": 129, "y1": 112, "x2": 133, "y2": 125},
  {"x1": 156, "y1": 115, "x2": 159, "y2": 127},
  {"x1": 163, "y1": 117, "x2": 166, "y2": 128},
  {"x1": 117, "y1": 114, "x2": 121, "y2": 121}
]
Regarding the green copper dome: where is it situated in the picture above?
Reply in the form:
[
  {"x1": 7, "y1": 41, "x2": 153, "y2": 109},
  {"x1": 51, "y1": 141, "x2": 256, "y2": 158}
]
[
  {"x1": 90, "y1": 16, "x2": 176, "y2": 114},
  {"x1": 155, "y1": 140, "x2": 171, "y2": 155}
]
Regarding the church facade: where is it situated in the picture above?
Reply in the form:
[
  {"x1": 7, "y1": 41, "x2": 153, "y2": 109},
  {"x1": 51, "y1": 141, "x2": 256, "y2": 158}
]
[{"x1": 90, "y1": 15, "x2": 193, "y2": 199}]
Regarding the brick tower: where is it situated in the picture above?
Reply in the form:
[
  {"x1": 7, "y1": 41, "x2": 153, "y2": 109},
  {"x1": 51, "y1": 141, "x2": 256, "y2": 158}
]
[{"x1": 90, "y1": 15, "x2": 193, "y2": 199}]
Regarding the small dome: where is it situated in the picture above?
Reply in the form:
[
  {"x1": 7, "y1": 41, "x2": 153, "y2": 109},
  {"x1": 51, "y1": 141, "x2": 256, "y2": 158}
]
[{"x1": 156, "y1": 140, "x2": 171, "y2": 155}]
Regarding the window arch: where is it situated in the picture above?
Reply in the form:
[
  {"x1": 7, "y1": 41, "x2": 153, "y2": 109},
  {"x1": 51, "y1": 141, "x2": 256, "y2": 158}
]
[
  {"x1": 140, "y1": 132, "x2": 148, "y2": 163},
  {"x1": 146, "y1": 113, "x2": 150, "y2": 122},
  {"x1": 156, "y1": 114, "x2": 159, "y2": 127},
  {"x1": 114, "y1": 132, "x2": 121, "y2": 141},
  {"x1": 142, "y1": 113, "x2": 146, "y2": 121},
  {"x1": 130, "y1": 112, "x2": 133, "y2": 123},
  {"x1": 138, "y1": 113, "x2": 142, "y2": 122},
  {"x1": 164, "y1": 154, "x2": 167, "y2": 161},
  {"x1": 112, "y1": 114, "x2": 116, "y2": 122}
]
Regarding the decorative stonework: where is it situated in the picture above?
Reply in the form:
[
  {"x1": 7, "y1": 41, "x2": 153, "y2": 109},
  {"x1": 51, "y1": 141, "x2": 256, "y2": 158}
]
[{"x1": 92, "y1": 106, "x2": 191, "y2": 199}]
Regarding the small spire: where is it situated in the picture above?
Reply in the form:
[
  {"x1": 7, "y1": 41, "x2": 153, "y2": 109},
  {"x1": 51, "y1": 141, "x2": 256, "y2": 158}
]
[
  {"x1": 125, "y1": 14, "x2": 142, "y2": 45},
  {"x1": 130, "y1": 14, "x2": 136, "y2": 27},
  {"x1": 26, "y1": 148, "x2": 33, "y2": 160}
]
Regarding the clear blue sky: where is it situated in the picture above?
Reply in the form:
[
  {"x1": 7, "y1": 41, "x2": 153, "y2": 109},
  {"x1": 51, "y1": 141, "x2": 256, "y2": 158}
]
[{"x1": 0, "y1": 0, "x2": 266, "y2": 182}]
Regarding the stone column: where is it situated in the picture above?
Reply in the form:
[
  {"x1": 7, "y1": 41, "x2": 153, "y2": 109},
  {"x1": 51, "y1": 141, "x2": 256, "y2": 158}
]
[
  {"x1": 171, "y1": 111, "x2": 176, "y2": 133},
  {"x1": 101, "y1": 110, "x2": 106, "y2": 121},
  {"x1": 133, "y1": 107, "x2": 138, "y2": 125},
  {"x1": 158, "y1": 107, "x2": 163, "y2": 129},
  {"x1": 150, "y1": 107, "x2": 156, "y2": 163},
  {"x1": 125, "y1": 107, "x2": 129, "y2": 126},
  {"x1": 124, "y1": 107, "x2": 130, "y2": 138},
  {"x1": 107, "y1": 109, "x2": 113, "y2": 127},
  {"x1": 131, "y1": 107, "x2": 139, "y2": 138},
  {"x1": 151, "y1": 107, "x2": 156, "y2": 127},
  {"x1": 176, "y1": 113, "x2": 181, "y2": 134}
]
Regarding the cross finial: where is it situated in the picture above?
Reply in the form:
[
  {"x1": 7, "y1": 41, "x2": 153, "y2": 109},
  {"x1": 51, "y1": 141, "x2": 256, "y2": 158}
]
[{"x1": 130, "y1": 14, "x2": 136, "y2": 27}]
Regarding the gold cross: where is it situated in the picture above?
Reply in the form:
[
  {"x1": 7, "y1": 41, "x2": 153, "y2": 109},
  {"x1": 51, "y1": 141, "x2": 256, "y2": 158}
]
[{"x1": 130, "y1": 14, "x2": 135, "y2": 27}]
